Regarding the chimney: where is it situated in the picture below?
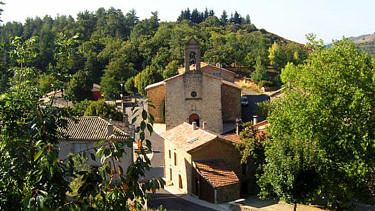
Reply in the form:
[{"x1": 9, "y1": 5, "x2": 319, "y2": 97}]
[
  {"x1": 107, "y1": 124, "x2": 113, "y2": 136},
  {"x1": 202, "y1": 121, "x2": 207, "y2": 130},
  {"x1": 192, "y1": 122, "x2": 197, "y2": 131},
  {"x1": 253, "y1": 115, "x2": 259, "y2": 126}
]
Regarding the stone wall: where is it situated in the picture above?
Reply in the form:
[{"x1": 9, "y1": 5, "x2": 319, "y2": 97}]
[
  {"x1": 221, "y1": 84, "x2": 241, "y2": 123},
  {"x1": 146, "y1": 84, "x2": 165, "y2": 123},
  {"x1": 165, "y1": 73, "x2": 223, "y2": 133},
  {"x1": 58, "y1": 140, "x2": 133, "y2": 183},
  {"x1": 191, "y1": 139, "x2": 242, "y2": 178},
  {"x1": 164, "y1": 139, "x2": 193, "y2": 193},
  {"x1": 217, "y1": 183, "x2": 241, "y2": 203}
]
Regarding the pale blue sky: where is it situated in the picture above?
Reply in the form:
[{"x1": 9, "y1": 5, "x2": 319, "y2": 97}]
[{"x1": 2, "y1": 0, "x2": 374, "y2": 44}]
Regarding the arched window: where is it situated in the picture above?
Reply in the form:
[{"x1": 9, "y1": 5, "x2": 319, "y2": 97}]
[
  {"x1": 189, "y1": 51, "x2": 197, "y2": 66},
  {"x1": 179, "y1": 175, "x2": 183, "y2": 189}
]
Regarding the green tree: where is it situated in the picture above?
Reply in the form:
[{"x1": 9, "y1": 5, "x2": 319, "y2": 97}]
[
  {"x1": 0, "y1": 1, "x2": 4, "y2": 22},
  {"x1": 268, "y1": 42, "x2": 287, "y2": 71},
  {"x1": 259, "y1": 38, "x2": 375, "y2": 208},
  {"x1": 162, "y1": 60, "x2": 179, "y2": 79},
  {"x1": 251, "y1": 56, "x2": 268, "y2": 84},
  {"x1": 100, "y1": 60, "x2": 137, "y2": 99},
  {"x1": 135, "y1": 65, "x2": 163, "y2": 96},
  {"x1": 84, "y1": 99, "x2": 122, "y2": 121},
  {"x1": 125, "y1": 76, "x2": 137, "y2": 94},
  {"x1": 65, "y1": 70, "x2": 92, "y2": 102},
  {"x1": 38, "y1": 73, "x2": 59, "y2": 93},
  {"x1": 72, "y1": 99, "x2": 92, "y2": 116},
  {"x1": 220, "y1": 10, "x2": 228, "y2": 25}
]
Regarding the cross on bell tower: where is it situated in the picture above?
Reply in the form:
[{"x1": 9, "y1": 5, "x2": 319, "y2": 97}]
[{"x1": 184, "y1": 38, "x2": 201, "y2": 72}]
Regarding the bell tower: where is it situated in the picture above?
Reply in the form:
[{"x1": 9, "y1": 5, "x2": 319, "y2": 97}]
[
  {"x1": 183, "y1": 38, "x2": 203, "y2": 127},
  {"x1": 184, "y1": 38, "x2": 201, "y2": 72}
]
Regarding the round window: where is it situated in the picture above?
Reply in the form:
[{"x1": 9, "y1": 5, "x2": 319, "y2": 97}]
[{"x1": 191, "y1": 91, "x2": 197, "y2": 97}]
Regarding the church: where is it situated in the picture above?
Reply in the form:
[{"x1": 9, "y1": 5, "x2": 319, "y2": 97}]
[
  {"x1": 144, "y1": 38, "x2": 261, "y2": 203},
  {"x1": 146, "y1": 38, "x2": 241, "y2": 134}
]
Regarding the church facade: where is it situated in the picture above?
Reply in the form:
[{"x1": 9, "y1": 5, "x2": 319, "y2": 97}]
[{"x1": 146, "y1": 38, "x2": 241, "y2": 134}]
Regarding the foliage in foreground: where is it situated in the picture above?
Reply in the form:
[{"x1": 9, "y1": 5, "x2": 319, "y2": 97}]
[
  {"x1": 255, "y1": 37, "x2": 375, "y2": 208},
  {"x1": 0, "y1": 37, "x2": 164, "y2": 210}
]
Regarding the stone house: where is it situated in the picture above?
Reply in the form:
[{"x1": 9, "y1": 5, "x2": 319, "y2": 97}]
[
  {"x1": 162, "y1": 122, "x2": 242, "y2": 203},
  {"x1": 146, "y1": 38, "x2": 241, "y2": 134},
  {"x1": 58, "y1": 116, "x2": 133, "y2": 182}
]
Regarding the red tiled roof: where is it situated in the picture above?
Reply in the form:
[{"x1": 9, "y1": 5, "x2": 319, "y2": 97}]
[
  {"x1": 253, "y1": 120, "x2": 269, "y2": 130},
  {"x1": 194, "y1": 159, "x2": 239, "y2": 188},
  {"x1": 59, "y1": 116, "x2": 129, "y2": 142},
  {"x1": 220, "y1": 133, "x2": 241, "y2": 144}
]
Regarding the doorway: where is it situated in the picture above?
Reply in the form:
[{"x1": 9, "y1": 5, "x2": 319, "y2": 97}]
[{"x1": 188, "y1": 113, "x2": 200, "y2": 127}]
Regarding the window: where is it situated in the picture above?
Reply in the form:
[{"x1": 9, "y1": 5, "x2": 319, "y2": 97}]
[
  {"x1": 170, "y1": 168, "x2": 172, "y2": 180},
  {"x1": 179, "y1": 175, "x2": 183, "y2": 189},
  {"x1": 191, "y1": 91, "x2": 197, "y2": 97},
  {"x1": 169, "y1": 150, "x2": 171, "y2": 159},
  {"x1": 213, "y1": 72, "x2": 221, "y2": 77},
  {"x1": 174, "y1": 152, "x2": 177, "y2": 166}
]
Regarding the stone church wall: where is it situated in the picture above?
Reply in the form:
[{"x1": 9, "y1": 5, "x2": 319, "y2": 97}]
[
  {"x1": 221, "y1": 84, "x2": 241, "y2": 123},
  {"x1": 146, "y1": 84, "x2": 165, "y2": 123},
  {"x1": 165, "y1": 73, "x2": 223, "y2": 133}
]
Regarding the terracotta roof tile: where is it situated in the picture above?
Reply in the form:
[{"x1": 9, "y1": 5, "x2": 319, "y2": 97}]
[
  {"x1": 253, "y1": 120, "x2": 269, "y2": 130},
  {"x1": 220, "y1": 133, "x2": 241, "y2": 144},
  {"x1": 59, "y1": 116, "x2": 129, "y2": 142},
  {"x1": 194, "y1": 159, "x2": 239, "y2": 188}
]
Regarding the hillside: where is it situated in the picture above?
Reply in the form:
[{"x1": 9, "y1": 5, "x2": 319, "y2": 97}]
[
  {"x1": 0, "y1": 7, "x2": 307, "y2": 96},
  {"x1": 350, "y1": 33, "x2": 375, "y2": 57}
]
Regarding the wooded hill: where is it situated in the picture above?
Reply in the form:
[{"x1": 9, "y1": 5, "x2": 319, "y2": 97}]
[
  {"x1": 350, "y1": 32, "x2": 375, "y2": 57},
  {"x1": 0, "y1": 7, "x2": 306, "y2": 99}
]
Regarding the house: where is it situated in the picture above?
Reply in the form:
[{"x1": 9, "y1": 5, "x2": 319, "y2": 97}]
[
  {"x1": 146, "y1": 38, "x2": 241, "y2": 134},
  {"x1": 58, "y1": 116, "x2": 133, "y2": 181},
  {"x1": 162, "y1": 122, "x2": 242, "y2": 203},
  {"x1": 178, "y1": 62, "x2": 236, "y2": 82},
  {"x1": 91, "y1": 83, "x2": 102, "y2": 100}
]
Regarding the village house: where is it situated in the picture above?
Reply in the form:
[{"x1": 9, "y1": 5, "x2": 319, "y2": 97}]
[
  {"x1": 58, "y1": 116, "x2": 133, "y2": 182},
  {"x1": 146, "y1": 38, "x2": 241, "y2": 134},
  {"x1": 162, "y1": 118, "x2": 269, "y2": 203},
  {"x1": 162, "y1": 122, "x2": 241, "y2": 203}
]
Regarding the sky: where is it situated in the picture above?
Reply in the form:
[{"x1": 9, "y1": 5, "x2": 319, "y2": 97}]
[{"x1": 1, "y1": 0, "x2": 374, "y2": 44}]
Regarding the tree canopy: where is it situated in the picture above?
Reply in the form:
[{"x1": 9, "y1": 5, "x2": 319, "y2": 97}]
[{"x1": 257, "y1": 38, "x2": 375, "y2": 208}]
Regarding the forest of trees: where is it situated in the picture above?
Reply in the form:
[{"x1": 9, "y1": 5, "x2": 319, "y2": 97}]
[{"x1": 0, "y1": 7, "x2": 307, "y2": 100}]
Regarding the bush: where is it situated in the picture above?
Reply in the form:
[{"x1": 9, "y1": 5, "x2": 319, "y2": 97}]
[
  {"x1": 84, "y1": 100, "x2": 123, "y2": 121},
  {"x1": 72, "y1": 99, "x2": 92, "y2": 116},
  {"x1": 125, "y1": 76, "x2": 137, "y2": 94},
  {"x1": 65, "y1": 71, "x2": 92, "y2": 102}
]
